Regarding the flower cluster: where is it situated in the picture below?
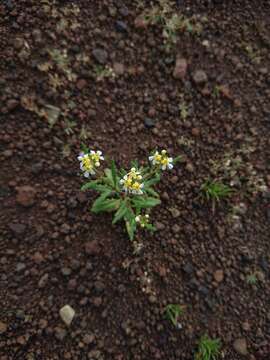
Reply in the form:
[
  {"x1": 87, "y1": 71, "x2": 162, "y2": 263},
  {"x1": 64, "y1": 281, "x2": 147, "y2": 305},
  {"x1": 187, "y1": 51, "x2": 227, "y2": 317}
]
[
  {"x1": 120, "y1": 168, "x2": 144, "y2": 195},
  {"x1": 135, "y1": 214, "x2": 150, "y2": 228},
  {"x1": 78, "y1": 150, "x2": 104, "y2": 177},
  {"x1": 149, "y1": 150, "x2": 173, "y2": 170}
]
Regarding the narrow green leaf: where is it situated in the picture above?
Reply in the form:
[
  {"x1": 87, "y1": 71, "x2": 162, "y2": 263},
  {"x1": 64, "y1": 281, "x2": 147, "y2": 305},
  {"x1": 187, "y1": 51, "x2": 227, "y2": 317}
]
[
  {"x1": 91, "y1": 190, "x2": 111, "y2": 212},
  {"x1": 111, "y1": 160, "x2": 117, "y2": 187},
  {"x1": 173, "y1": 155, "x2": 182, "y2": 164},
  {"x1": 125, "y1": 218, "x2": 136, "y2": 241},
  {"x1": 132, "y1": 197, "x2": 161, "y2": 209},
  {"x1": 145, "y1": 187, "x2": 159, "y2": 198},
  {"x1": 81, "y1": 182, "x2": 111, "y2": 192},
  {"x1": 92, "y1": 199, "x2": 120, "y2": 213},
  {"x1": 144, "y1": 176, "x2": 160, "y2": 187},
  {"x1": 104, "y1": 168, "x2": 114, "y2": 187},
  {"x1": 112, "y1": 198, "x2": 128, "y2": 224},
  {"x1": 80, "y1": 143, "x2": 88, "y2": 153}
]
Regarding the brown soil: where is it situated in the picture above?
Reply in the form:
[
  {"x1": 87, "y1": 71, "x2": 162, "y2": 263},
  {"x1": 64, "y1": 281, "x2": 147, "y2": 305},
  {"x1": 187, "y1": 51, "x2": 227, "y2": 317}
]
[{"x1": 0, "y1": 0, "x2": 270, "y2": 359}]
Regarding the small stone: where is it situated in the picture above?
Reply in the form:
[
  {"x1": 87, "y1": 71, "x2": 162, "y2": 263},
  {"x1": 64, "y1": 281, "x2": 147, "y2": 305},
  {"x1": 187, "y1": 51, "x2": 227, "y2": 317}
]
[
  {"x1": 233, "y1": 338, "x2": 248, "y2": 356},
  {"x1": 85, "y1": 240, "x2": 100, "y2": 256},
  {"x1": 183, "y1": 263, "x2": 194, "y2": 275},
  {"x1": 3, "y1": 150, "x2": 13, "y2": 158},
  {"x1": 38, "y1": 273, "x2": 49, "y2": 288},
  {"x1": 16, "y1": 185, "x2": 36, "y2": 207},
  {"x1": 83, "y1": 334, "x2": 95, "y2": 345},
  {"x1": 113, "y1": 62, "x2": 125, "y2": 75},
  {"x1": 115, "y1": 20, "x2": 128, "y2": 32},
  {"x1": 16, "y1": 263, "x2": 26, "y2": 272},
  {"x1": 144, "y1": 118, "x2": 155, "y2": 128},
  {"x1": 134, "y1": 15, "x2": 148, "y2": 29},
  {"x1": 88, "y1": 350, "x2": 101, "y2": 359},
  {"x1": 61, "y1": 267, "x2": 72, "y2": 277},
  {"x1": 67, "y1": 279, "x2": 77, "y2": 291},
  {"x1": 32, "y1": 252, "x2": 44, "y2": 264},
  {"x1": 192, "y1": 70, "x2": 208, "y2": 85},
  {"x1": 0, "y1": 322, "x2": 7, "y2": 334},
  {"x1": 170, "y1": 207, "x2": 180, "y2": 218},
  {"x1": 39, "y1": 319, "x2": 48, "y2": 329},
  {"x1": 173, "y1": 58, "x2": 188, "y2": 80},
  {"x1": 172, "y1": 224, "x2": 180, "y2": 234},
  {"x1": 92, "y1": 297, "x2": 102, "y2": 307},
  {"x1": 92, "y1": 48, "x2": 108, "y2": 64},
  {"x1": 191, "y1": 128, "x2": 200, "y2": 137},
  {"x1": 149, "y1": 295, "x2": 157, "y2": 303},
  {"x1": 186, "y1": 163, "x2": 194, "y2": 173},
  {"x1": 14, "y1": 37, "x2": 24, "y2": 50},
  {"x1": 55, "y1": 327, "x2": 67, "y2": 341},
  {"x1": 213, "y1": 270, "x2": 224, "y2": 283},
  {"x1": 242, "y1": 321, "x2": 251, "y2": 331},
  {"x1": 76, "y1": 79, "x2": 87, "y2": 90},
  {"x1": 8, "y1": 222, "x2": 26, "y2": 235},
  {"x1": 7, "y1": 99, "x2": 19, "y2": 111},
  {"x1": 94, "y1": 281, "x2": 105, "y2": 293},
  {"x1": 59, "y1": 305, "x2": 75, "y2": 326}
]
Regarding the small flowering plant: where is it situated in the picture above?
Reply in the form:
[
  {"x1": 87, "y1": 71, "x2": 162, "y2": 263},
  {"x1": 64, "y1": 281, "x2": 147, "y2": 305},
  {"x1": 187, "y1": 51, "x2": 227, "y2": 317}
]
[{"x1": 79, "y1": 146, "x2": 181, "y2": 240}]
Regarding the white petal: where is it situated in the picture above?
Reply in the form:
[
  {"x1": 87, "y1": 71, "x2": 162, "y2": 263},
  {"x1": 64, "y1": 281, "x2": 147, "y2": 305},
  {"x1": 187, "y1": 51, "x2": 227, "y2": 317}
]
[
  {"x1": 149, "y1": 156, "x2": 154, "y2": 161},
  {"x1": 161, "y1": 165, "x2": 166, "y2": 170},
  {"x1": 100, "y1": 156, "x2": 104, "y2": 160},
  {"x1": 168, "y1": 163, "x2": 174, "y2": 169},
  {"x1": 84, "y1": 172, "x2": 90, "y2": 178},
  {"x1": 168, "y1": 158, "x2": 173, "y2": 162},
  {"x1": 97, "y1": 151, "x2": 102, "y2": 155}
]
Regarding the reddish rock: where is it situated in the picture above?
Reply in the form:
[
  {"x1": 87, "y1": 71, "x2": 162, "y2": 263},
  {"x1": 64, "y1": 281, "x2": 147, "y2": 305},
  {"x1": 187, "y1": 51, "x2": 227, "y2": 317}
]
[
  {"x1": 85, "y1": 240, "x2": 100, "y2": 255},
  {"x1": 134, "y1": 15, "x2": 148, "y2": 29},
  {"x1": 16, "y1": 185, "x2": 36, "y2": 207},
  {"x1": 0, "y1": 321, "x2": 7, "y2": 334},
  {"x1": 76, "y1": 79, "x2": 87, "y2": 90},
  {"x1": 214, "y1": 269, "x2": 224, "y2": 283},
  {"x1": 173, "y1": 58, "x2": 188, "y2": 80}
]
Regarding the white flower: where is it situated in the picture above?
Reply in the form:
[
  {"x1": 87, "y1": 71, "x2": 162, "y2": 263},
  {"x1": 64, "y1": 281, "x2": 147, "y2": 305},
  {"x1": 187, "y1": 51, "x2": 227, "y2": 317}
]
[
  {"x1": 149, "y1": 150, "x2": 174, "y2": 170},
  {"x1": 78, "y1": 149, "x2": 104, "y2": 177},
  {"x1": 120, "y1": 169, "x2": 144, "y2": 195}
]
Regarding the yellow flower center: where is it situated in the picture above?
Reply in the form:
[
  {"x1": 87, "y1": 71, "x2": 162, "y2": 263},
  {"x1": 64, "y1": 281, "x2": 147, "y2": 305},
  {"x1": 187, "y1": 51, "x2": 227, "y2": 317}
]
[
  {"x1": 161, "y1": 157, "x2": 169, "y2": 165},
  {"x1": 91, "y1": 153, "x2": 100, "y2": 162},
  {"x1": 132, "y1": 182, "x2": 141, "y2": 190},
  {"x1": 82, "y1": 156, "x2": 93, "y2": 171},
  {"x1": 154, "y1": 154, "x2": 162, "y2": 162}
]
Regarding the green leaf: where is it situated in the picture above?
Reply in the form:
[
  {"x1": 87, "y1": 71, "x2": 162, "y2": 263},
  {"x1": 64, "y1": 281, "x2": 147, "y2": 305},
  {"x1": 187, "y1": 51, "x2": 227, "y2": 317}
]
[
  {"x1": 111, "y1": 160, "x2": 117, "y2": 187},
  {"x1": 132, "y1": 197, "x2": 161, "y2": 209},
  {"x1": 125, "y1": 218, "x2": 136, "y2": 241},
  {"x1": 92, "y1": 198, "x2": 120, "y2": 213},
  {"x1": 145, "y1": 187, "x2": 159, "y2": 197},
  {"x1": 124, "y1": 208, "x2": 136, "y2": 240},
  {"x1": 81, "y1": 182, "x2": 111, "y2": 192},
  {"x1": 130, "y1": 160, "x2": 139, "y2": 169},
  {"x1": 173, "y1": 155, "x2": 182, "y2": 164},
  {"x1": 80, "y1": 143, "x2": 88, "y2": 153},
  {"x1": 91, "y1": 190, "x2": 111, "y2": 212},
  {"x1": 112, "y1": 198, "x2": 128, "y2": 224},
  {"x1": 145, "y1": 223, "x2": 156, "y2": 232},
  {"x1": 104, "y1": 168, "x2": 114, "y2": 187},
  {"x1": 144, "y1": 175, "x2": 160, "y2": 187}
]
